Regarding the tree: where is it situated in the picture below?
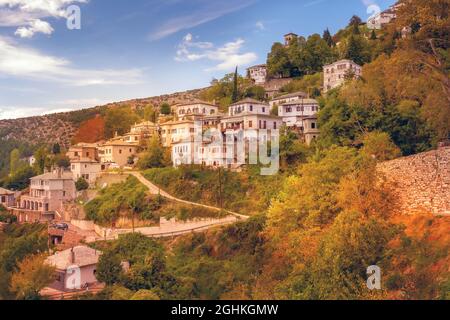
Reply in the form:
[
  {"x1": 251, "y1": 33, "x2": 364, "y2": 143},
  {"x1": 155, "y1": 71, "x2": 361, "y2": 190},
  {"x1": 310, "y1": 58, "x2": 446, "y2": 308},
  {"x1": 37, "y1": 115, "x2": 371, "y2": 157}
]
[
  {"x1": 143, "y1": 104, "x2": 157, "y2": 122},
  {"x1": 4, "y1": 166, "x2": 35, "y2": 191},
  {"x1": 96, "y1": 251, "x2": 124, "y2": 286},
  {"x1": 244, "y1": 86, "x2": 266, "y2": 101},
  {"x1": 32, "y1": 147, "x2": 48, "y2": 175},
  {"x1": 160, "y1": 103, "x2": 171, "y2": 115},
  {"x1": 323, "y1": 28, "x2": 334, "y2": 47},
  {"x1": 73, "y1": 115, "x2": 105, "y2": 143},
  {"x1": 137, "y1": 136, "x2": 167, "y2": 169},
  {"x1": 10, "y1": 254, "x2": 55, "y2": 300},
  {"x1": 54, "y1": 155, "x2": 70, "y2": 169},
  {"x1": 345, "y1": 35, "x2": 367, "y2": 65},
  {"x1": 104, "y1": 106, "x2": 139, "y2": 139},
  {"x1": 9, "y1": 149, "x2": 21, "y2": 175},
  {"x1": 51, "y1": 143, "x2": 61, "y2": 155},
  {"x1": 232, "y1": 66, "x2": 239, "y2": 103},
  {"x1": 349, "y1": 15, "x2": 362, "y2": 27},
  {"x1": 130, "y1": 289, "x2": 160, "y2": 300},
  {"x1": 75, "y1": 177, "x2": 89, "y2": 191},
  {"x1": 360, "y1": 131, "x2": 401, "y2": 161},
  {"x1": 370, "y1": 29, "x2": 377, "y2": 40},
  {"x1": 267, "y1": 43, "x2": 292, "y2": 78}
]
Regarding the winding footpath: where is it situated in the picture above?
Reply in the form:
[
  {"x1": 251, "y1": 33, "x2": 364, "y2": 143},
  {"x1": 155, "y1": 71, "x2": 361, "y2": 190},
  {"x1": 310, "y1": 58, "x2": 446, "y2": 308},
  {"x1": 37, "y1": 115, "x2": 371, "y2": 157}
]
[{"x1": 129, "y1": 171, "x2": 250, "y2": 220}]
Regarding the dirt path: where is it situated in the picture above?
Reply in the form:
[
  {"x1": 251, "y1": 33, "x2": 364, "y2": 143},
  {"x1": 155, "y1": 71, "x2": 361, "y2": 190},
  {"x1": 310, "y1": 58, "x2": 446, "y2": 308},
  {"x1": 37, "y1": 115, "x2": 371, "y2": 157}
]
[{"x1": 129, "y1": 171, "x2": 250, "y2": 220}]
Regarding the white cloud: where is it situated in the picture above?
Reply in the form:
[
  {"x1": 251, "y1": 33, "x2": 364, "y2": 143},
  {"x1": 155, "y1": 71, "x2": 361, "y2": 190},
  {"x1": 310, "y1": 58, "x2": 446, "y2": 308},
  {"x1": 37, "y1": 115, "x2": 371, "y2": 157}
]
[
  {"x1": 255, "y1": 21, "x2": 265, "y2": 31},
  {"x1": 175, "y1": 34, "x2": 257, "y2": 71},
  {"x1": 149, "y1": 0, "x2": 256, "y2": 40},
  {"x1": 0, "y1": 0, "x2": 87, "y2": 37},
  {"x1": 15, "y1": 19, "x2": 54, "y2": 38},
  {"x1": 0, "y1": 37, "x2": 144, "y2": 86}
]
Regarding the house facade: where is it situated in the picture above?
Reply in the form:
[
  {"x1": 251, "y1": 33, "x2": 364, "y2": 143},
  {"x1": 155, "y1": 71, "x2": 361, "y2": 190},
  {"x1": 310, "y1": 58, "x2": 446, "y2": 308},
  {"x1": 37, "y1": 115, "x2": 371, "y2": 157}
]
[
  {"x1": 70, "y1": 159, "x2": 103, "y2": 186},
  {"x1": 0, "y1": 187, "x2": 15, "y2": 208},
  {"x1": 247, "y1": 64, "x2": 267, "y2": 85},
  {"x1": 45, "y1": 246, "x2": 102, "y2": 292},
  {"x1": 123, "y1": 121, "x2": 158, "y2": 146},
  {"x1": 323, "y1": 59, "x2": 362, "y2": 92},
  {"x1": 175, "y1": 101, "x2": 219, "y2": 119},
  {"x1": 98, "y1": 141, "x2": 138, "y2": 168},
  {"x1": 269, "y1": 91, "x2": 308, "y2": 108},
  {"x1": 278, "y1": 98, "x2": 319, "y2": 127},
  {"x1": 14, "y1": 170, "x2": 76, "y2": 222},
  {"x1": 66, "y1": 143, "x2": 99, "y2": 162}
]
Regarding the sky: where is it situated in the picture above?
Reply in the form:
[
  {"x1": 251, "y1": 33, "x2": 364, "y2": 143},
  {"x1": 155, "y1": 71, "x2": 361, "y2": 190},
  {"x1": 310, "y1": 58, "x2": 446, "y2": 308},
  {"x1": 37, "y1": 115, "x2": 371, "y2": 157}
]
[{"x1": 0, "y1": 0, "x2": 395, "y2": 120}]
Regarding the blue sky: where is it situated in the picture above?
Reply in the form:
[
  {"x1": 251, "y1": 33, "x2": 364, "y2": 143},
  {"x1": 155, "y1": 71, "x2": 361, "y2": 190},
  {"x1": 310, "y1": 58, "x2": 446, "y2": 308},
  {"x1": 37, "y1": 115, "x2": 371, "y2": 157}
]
[{"x1": 0, "y1": 0, "x2": 395, "y2": 119}]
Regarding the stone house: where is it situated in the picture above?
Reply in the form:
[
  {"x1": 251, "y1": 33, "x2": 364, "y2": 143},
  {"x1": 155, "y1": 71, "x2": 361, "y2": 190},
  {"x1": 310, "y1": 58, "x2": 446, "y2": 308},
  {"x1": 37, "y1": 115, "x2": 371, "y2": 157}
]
[
  {"x1": 0, "y1": 187, "x2": 15, "y2": 208},
  {"x1": 45, "y1": 246, "x2": 102, "y2": 292},
  {"x1": 247, "y1": 64, "x2": 267, "y2": 85},
  {"x1": 323, "y1": 59, "x2": 362, "y2": 92}
]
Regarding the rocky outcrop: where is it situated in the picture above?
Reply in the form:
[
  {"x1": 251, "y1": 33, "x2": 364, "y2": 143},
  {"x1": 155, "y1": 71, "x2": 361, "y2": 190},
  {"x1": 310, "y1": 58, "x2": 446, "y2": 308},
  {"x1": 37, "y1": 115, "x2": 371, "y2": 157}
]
[{"x1": 378, "y1": 146, "x2": 450, "y2": 216}]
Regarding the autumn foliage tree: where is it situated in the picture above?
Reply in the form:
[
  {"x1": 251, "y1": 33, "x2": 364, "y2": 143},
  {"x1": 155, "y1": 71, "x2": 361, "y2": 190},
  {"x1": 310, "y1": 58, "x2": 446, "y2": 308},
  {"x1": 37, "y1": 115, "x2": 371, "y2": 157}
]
[{"x1": 73, "y1": 115, "x2": 105, "y2": 143}]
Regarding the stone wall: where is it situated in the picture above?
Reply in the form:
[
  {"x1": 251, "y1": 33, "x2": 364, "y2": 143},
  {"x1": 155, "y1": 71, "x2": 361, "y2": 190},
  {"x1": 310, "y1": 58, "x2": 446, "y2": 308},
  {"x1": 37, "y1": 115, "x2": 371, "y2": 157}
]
[{"x1": 378, "y1": 146, "x2": 450, "y2": 216}]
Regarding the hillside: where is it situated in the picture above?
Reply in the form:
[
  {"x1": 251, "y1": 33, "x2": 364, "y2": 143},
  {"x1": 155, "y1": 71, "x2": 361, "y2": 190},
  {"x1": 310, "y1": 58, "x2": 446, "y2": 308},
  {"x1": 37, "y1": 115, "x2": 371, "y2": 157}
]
[{"x1": 0, "y1": 88, "x2": 204, "y2": 148}]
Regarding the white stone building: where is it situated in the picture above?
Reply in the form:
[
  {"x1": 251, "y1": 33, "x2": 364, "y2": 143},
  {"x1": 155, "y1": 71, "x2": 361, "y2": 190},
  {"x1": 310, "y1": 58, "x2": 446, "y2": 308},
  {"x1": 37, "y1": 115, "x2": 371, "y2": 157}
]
[
  {"x1": 70, "y1": 159, "x2": 103, "y2": 186},
  {"x1": 278, "y1": 98, "x2": 320, "y2": 128},
  {"x1": 323, "y1": 59, "x2": 362, "y2": 92},
  {"x1": 247, "y1": 64, "x2": 267, "y2": 85},
  {"x1": 175, "y1": 101, "x2": 219, "y2": 119},
  {"x1": 270, "y1": 91, "x2": 308, "y2": 108}
]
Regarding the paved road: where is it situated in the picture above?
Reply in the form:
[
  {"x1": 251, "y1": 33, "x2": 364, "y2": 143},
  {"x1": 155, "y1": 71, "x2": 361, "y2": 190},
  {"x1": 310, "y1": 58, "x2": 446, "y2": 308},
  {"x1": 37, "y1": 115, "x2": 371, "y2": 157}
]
[{"x1": 129, "y1": 171, "x2": 250, "y2": 220}]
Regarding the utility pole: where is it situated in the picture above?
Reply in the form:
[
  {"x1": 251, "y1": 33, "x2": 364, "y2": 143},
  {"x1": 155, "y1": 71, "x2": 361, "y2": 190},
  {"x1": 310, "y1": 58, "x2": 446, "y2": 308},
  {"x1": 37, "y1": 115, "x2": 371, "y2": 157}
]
[{"x1": 218, "y1": 167, "x2": 223, "y2": 209}]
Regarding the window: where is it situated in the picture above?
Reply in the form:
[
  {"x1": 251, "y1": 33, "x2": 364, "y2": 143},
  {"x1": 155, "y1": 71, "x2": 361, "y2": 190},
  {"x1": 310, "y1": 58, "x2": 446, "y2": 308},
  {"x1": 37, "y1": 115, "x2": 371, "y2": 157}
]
[
  {"x1": 250, "y1": 105, "x2": 253, "y2": 112},
  {"x1": 129, "y1": 149, "x2": 132, "y2": 153},
  {"x1": 262, "y1": 107, "x2": 266, "y2": 113},
  {"x1": 86, "y1": 152, "x2": 90, "y2": 157},
  {"x1": 248, "y1": 121, "x2": 253, "y2": 128},
  {"x1": 119, "y1": 149, "x2": 122, "y2": 154},
  {"x1": 274, "y1": 122, "x2": 277, "y2": 129},
  {"x1": 311, "y1": 122, "x2": 316, "y2": 129}
]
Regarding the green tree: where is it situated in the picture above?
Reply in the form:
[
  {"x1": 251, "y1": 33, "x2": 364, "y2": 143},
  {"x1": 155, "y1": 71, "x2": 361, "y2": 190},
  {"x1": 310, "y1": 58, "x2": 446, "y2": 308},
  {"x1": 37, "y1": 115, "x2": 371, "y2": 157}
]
[
  {"x1": 51, "y1": 143, "x2": 61, "y2": 155},
  {"x1": 160, "y1": 103, "x2": 171, "y2": 115},
  {"x1": 9, "y1": 149, "x2": 21, "y2": 175},
  {"x1": 104, "y1": 106, "x2": 140, "y2": 138},
  {"x1": 32, "y1": 147, "x2": 48, "y2": 175},
  {"x1": 3, "y1": 166, "x2": 35, "y2": 191},
  {"x1": 231, "y1": 66, "x2": 239, "y2": 103},
  {"x1": 370, "y1": 29, "x2": 377, "y2": 40},
  {"x1": 267, "y1": 42, "x2": 292, "y2": 78},
  {"x1": 75, "y1": 177, "x2": 89, "y2": 191},
  {"x1": 138, "y1": 136, "x2": 167, "y2": 169},
  {"x1": 323, "y1": 28, "x2": 334, "y2": 47},
  {"x1": 96, "y1": 251, "x2": 124, "y2": 286},
  {"x1": 143, "y1": 104, "x2": 157, "y2": 122}
]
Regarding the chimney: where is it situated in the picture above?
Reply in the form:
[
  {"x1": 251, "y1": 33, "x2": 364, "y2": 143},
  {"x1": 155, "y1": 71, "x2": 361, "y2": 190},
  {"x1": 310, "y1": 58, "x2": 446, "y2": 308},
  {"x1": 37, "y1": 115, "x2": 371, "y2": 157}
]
[{"x1": 70, "y1": 247, "x2": 75, "y2": 264}]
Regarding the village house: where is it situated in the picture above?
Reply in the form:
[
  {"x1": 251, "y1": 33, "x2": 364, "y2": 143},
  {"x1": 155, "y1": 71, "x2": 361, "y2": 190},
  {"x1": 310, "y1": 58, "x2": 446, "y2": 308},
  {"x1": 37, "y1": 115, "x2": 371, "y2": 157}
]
[
  {"x1": 367, "y1": 2, "x2": 403, "y2": 29},
  {"x1": 323, "y1": 59, "x2": 362, "y2": 92},
  {"x1": 160, "y1": 119, "x2": 200, "y2": 148},
  {"x1": 175, "y1": 100, "x2": 219, "y2": 120},
  {"x1": 45, "y1": 246, "x2": 102, "y2": 292},
  {"x1": 98, "y1": 140, "x2": 138, "y2": 168},
  {"x1": 247, "y1": 64, "x2": 267, "y2": 85},
  {"x1": 278, "y1": 98, "x2": 320, "y2": 127},
  {"x1": 0, "y1": 187, "x2": 15, "y2": 208},
  {"x1": 298, "y1": 116, "x2": 320, "y2": 145},
  {"x1": 122, "y1": 121, "x2": 158, "y2": 146},
  {"x1": 220, "y1": 98, "x2": 282, "y2": 132},
  {"x1": 66, "y1": 143, "x2": 99, "y2": 162},
  {"x1": 70, "y1": 158, "x2": 103, "y2": 186},
  {"x1": 12, "y1": 169, "x2": 76, "y2": 222},
  {"x1": 269, "y1": 91, "x2": 308, "y2": 108}
]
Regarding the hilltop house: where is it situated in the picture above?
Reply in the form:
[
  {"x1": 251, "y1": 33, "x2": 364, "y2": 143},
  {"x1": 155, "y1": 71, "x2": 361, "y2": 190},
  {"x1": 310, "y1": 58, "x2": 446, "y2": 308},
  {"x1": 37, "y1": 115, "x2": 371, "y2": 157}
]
[
  {"x1": 367, "y1": 2, "x2": 403, "y2": 29},
  {"x1": 323, "y1": 59, "x2": 362, "y2": 92},
  {"x1": 0, "y1": 187, "x2": 15, "y2": 208},
  {"x1": 45, "y1": 246, "x2": 102, "y2": 292},
  {"x1": 13, "y1": 169, "x2": 76, "y2": 222},
  {"x1": 160, "y1": 119, "x2": 200, "y2": 148},
  {"x1": 247, "y1": 64, "x2": 267, "y2": 85},
  {"x1": 284, "y1": 32, "x2": 298, "y2": 46}
]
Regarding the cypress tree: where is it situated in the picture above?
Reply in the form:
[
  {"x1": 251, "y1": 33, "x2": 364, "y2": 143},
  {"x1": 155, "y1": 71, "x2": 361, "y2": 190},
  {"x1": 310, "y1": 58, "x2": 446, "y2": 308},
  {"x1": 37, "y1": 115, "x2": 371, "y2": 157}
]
[{"x1": 232, "y1": 66, "x2": 239, "y2": 103}]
